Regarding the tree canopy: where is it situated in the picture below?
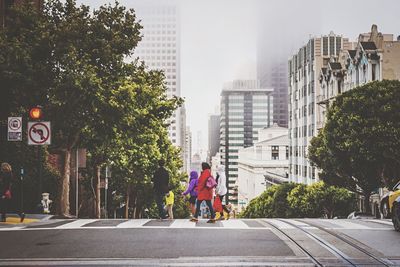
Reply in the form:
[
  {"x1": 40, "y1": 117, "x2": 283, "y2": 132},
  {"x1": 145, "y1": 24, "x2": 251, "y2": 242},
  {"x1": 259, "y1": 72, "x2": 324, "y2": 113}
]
[
  {"x1": 309, "y1": 80, "x2": 400, "y2": 212},
  {"x1": 241, "y1": 182, "x2": 355, "y2": 219},
  {"x1": 0, "y1": 0, "x2": 184, "y2": 217}
]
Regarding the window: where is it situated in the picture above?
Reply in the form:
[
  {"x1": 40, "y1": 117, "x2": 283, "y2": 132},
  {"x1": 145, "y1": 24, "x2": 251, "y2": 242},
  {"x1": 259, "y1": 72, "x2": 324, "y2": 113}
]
[
  {"x1": 372, "y1": 64, "x2": 376, "y2": 81},
  {"x1": 271, "y1": 146, "x2": 279, "y2": 160},
  {"x1": 286, "y1": 146, "x2": 289, "y2": 159},
  {"x1": 323, "y1": 37, "x2": 328, "y2": 56}
]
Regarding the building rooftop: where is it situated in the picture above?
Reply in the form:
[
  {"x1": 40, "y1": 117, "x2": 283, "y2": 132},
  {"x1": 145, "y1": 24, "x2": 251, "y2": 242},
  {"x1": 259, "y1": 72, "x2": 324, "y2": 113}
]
[
  {"x1": 360, "y1": 41, "x2": 377, "y2": 51},
  {"x1": 329, "y1": 62, "x2": 342, "y2": 70},
  {"x1": 347, "y1": 50, "x2": 357, "y2": 59}
]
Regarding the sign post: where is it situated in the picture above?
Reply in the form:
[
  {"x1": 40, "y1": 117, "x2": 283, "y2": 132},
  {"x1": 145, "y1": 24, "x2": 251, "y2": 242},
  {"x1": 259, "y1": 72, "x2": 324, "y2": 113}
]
[
  {"x1": 28, "y1": 122, "x2": 51, "y2": 145},
  {"x1": 8, "y1": 117, "x2": 22, "y2": 141}
]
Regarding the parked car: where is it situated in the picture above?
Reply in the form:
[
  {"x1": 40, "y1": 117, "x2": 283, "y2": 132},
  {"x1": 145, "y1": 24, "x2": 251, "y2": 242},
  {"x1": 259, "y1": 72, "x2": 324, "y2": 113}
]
[{"x1": 380, "y1": 181, "x2": 400, "y2": 230}]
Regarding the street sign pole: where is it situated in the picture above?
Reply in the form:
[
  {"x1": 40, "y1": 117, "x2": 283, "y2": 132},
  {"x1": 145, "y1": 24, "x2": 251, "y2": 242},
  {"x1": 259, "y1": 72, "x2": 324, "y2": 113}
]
[{"x1": 76, "y1": 148, "x2": 79, "y2": 218}]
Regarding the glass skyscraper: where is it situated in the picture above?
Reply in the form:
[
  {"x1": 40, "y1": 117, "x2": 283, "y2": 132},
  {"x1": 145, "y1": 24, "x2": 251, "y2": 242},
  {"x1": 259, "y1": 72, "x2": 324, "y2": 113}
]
[{"x1": 220, "y1": 80, "x2": 273, "y2": 207}]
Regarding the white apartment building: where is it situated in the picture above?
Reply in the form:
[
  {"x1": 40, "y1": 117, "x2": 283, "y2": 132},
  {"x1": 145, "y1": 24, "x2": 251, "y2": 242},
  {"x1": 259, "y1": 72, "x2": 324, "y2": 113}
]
[
  {"x1": 132, "y1": 0, "x2": 182, "y2": 147},
  {"x1": 288, "y1": 32, "x2": 351, "y2": 185},
  {"x1": 237, "y1": 124, "x2": 288, "y2": 212},
  {"x1": 220, "y1": 80, "x2": 273, "y2": 207}
]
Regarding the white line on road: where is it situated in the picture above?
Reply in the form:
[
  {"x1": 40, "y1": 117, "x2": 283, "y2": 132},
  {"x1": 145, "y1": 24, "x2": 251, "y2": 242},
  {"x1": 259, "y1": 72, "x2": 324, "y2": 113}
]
[
  {"x1": 221, "y1": 219, "x2": 251, "y2": 229},
  {"x1": 170, "y1": 219, "x2": 196, "y2": 228},
  {"x1": 116, "y1": 219, "x2": 151, "y2": 228},
  {"x1": 263, "y1": 219, "x2": 295, "y2": 229},
  {"x1": 365, "y1": 219, "x2": 393, "y2": 226},
  {"x1": 55, "y1": 219, "x2": 97, "y2": 229},
  {"x1": 325, "y1": 220, "x2": 371, "y2": 229}
]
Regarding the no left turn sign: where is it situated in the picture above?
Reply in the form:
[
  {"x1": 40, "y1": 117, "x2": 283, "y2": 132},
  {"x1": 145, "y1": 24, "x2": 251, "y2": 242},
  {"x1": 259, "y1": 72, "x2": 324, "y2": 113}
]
[{"x1": 28, "y1": 122, "x2": 51, "y2": 145}]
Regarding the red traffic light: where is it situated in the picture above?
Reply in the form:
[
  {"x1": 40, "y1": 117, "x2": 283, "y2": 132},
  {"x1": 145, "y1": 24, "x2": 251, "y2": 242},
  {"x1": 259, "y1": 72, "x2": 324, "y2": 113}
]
[{"x1": 29, "y1": 107, "x2": 42, "y2": 120}]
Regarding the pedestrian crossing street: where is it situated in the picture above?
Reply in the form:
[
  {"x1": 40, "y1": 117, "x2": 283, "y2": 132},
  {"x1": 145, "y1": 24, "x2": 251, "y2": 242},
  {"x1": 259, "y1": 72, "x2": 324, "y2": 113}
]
[{"x1": 0, "y1": 218, "x2": 394, "y2": 231}]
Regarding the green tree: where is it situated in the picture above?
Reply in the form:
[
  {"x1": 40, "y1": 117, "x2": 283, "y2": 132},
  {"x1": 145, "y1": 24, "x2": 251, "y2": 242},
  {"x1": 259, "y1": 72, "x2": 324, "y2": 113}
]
[
  {"x1": 309, "y1": 80, "x2": 400, "y2": 213},
  {"x1": 0, "y1": 1, "x2": 184, "y2": 218}
]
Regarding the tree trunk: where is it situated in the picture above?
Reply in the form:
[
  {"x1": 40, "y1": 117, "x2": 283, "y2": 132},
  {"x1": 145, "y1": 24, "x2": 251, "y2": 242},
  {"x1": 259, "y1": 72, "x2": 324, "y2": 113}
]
[
  {"x1": 95, "y1": 165, "x2": 101, "y2": 219},
  {"x1": 125, "y1": 185, "x2": 130, "y2": 219},
  {"x1": 60, "y1": 149, "x2": 71, "y2": 217},
  {"x1": 364, "y1": 192, "x2": 371, "y2": 214}
]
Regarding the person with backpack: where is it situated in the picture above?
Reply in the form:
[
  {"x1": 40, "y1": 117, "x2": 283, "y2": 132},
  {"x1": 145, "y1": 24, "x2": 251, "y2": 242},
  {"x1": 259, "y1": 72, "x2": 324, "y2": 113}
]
[
  {"x1": 181, "y1": 170, "x2": 198, "y2": 217},
  {"x1": 190, "y1": 162, "x2": 216, "y2": 223},
  {"x1": 0, "y1": 163, "x2": 13, "y2": 222},
  {"x1": 216, "y1": 165, "x2": 230, "y2": 220},
  {"x1": 152, "y1": 159, "x2": 170, "y2": 220}
]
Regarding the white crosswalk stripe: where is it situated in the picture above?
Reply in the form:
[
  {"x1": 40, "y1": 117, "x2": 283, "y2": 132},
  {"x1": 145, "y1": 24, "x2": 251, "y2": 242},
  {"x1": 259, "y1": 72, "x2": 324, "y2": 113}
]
[
  {"x1": 0, "y1": 218, "x2": 393, "y2": 231},
  {"x1": 221, "y1": 219, "x2": 250, "y2": 229},
  {"x1": 116, "y1": 219, "x2": 151, "y2": 228},
  {"x1": 264, "y1": 219, "x2": 295, "y2": 229},
  {"x1": 56, "y1": 219, "x2": 98, "y2": 229},
  {"x1": 170, "y1": 219, "x2": 196, "y2": 228}
]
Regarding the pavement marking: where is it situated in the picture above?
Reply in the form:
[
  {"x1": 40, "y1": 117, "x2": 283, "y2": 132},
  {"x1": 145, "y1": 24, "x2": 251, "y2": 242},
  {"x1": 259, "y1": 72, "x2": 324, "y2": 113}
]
[
  {"x1": 221, "y1": 219, "x2": 250, "y2": 229},
  {"x1": 264, "y1": 219, "x2": 295, "y2": 229},
  {"x1": 365, "y1": 219, "x2": 393, "y2": 226},
  {"x1": 325, "y1": 220, "x2": 371, "y2": 229},
  {"x1": 116, "y1": 219, "x2": 151, "y2": 228},
  {"x1": 55, "y1": 219, "x2": 98, "y2": 229},
  {"x1": 284, "y1": 219, "x2": 317, "y2": 229},
  {"x1": 0, "y1": 217, "x2": 38, "y2": 224},
  {"x1": 170, "y1": 219, "x2": 196, "y2": 228}
]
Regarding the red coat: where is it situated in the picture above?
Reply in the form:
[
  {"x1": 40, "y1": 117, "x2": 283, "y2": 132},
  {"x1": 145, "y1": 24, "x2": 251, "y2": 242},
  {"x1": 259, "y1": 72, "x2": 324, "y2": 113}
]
[{"x1": 197, "y1": 169, "x2": 213, "y2": 201}]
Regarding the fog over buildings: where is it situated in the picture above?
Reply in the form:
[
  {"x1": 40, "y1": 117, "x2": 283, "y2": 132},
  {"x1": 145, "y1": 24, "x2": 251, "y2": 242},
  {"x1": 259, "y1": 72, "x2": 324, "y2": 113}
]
[{"x1": 78, "y1": 0, "x2": 399, "y2": 154}]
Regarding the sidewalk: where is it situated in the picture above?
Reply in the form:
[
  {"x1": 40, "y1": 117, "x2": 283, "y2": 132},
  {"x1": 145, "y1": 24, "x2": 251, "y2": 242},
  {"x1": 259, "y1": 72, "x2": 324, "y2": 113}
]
[{"x1": 0, "y1": 213, "x2": 52, "y2": 225}]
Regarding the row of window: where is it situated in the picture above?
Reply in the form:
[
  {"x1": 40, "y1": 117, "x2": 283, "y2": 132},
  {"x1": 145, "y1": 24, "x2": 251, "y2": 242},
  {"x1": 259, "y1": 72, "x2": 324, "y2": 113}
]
[
  {"x1": 290, "y1": 164, "x2": 316, "y2": 178},
  {"x1": 291, "y1": 124, "x2": 315, "y2": 138}
]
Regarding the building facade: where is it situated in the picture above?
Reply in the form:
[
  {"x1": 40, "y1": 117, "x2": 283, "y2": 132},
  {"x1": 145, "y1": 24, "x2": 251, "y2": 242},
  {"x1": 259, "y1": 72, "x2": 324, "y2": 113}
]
[
  {"x1": 319, "y1": 25, "x2": 400, "y2": 108},
  {"x1": 184, "y1": 126, "x2": 192, "y2": 173},
  {"x1": 237, "y1": 124, "x2": 289, "y2": 212},
  {"x1": 132, "y1": 0, "x2": 182, "y2": 148},
  {"x1": 207, "y1": 114, "x2": 220, "y2": 162},
  {"x1": 288, "y1": 32, "x2": 351, "y2": 185},
  {"x1": 220, "y1": 80, "x2": 273, "y2": 207}
]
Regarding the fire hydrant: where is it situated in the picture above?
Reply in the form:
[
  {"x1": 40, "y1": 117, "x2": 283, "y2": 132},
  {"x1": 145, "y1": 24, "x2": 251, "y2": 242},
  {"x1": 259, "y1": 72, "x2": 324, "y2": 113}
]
[{"x1": 41, "y1": 193, "x2": 52, "y2": 214}]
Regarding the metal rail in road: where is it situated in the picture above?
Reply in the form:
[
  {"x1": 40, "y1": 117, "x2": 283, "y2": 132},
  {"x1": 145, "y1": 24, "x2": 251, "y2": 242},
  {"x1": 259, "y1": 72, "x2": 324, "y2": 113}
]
[{"x1": 278, "y1": 219, "x2": 393, "y2": 267}]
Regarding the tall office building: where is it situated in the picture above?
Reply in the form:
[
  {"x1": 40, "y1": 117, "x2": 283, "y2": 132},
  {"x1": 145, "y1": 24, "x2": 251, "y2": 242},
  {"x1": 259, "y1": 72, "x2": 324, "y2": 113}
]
[
  {"x1": 288, "y1": 32, "x2": 351, "y2": 185},
  {"x1": 184, "y1": 126, "x2": 192, "y2": 173},
  {"x1": 220, "y1": 80, "x2": 273, "y2": 207},
  {"x1": 207, "y1": 114, "x2": 220, "y2": 162},
  {"x1": 257, "y1": 49, "x2": 288, "y2": 127},
  {"x1": 132, "y1": 0, "x2": 182, "y2": 147}
]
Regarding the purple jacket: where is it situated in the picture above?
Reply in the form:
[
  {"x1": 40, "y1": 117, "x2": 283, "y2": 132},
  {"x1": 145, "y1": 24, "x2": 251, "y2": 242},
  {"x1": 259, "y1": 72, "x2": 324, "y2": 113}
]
[{"x1": 182, "y1": 171, "x2": 198, "y2": 197}]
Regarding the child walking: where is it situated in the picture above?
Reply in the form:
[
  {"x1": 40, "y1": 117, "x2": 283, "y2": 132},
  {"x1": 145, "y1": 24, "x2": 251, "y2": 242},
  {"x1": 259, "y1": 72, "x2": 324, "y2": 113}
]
[{"x1": 165, "y1": 190, "x2": 174, "y2": 219}]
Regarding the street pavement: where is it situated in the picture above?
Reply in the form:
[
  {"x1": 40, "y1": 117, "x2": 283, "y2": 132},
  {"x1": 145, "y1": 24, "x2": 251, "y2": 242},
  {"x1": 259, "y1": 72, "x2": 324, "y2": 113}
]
[{"x1": 0, "y1": 218, "x2": 399, "y2": 266}]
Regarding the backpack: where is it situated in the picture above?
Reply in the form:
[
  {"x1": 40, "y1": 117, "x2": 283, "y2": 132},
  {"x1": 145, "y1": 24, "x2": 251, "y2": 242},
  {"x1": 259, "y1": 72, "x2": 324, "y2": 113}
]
[{"x1": 206, "y1": 175, "x2": 217, "y2": 189}]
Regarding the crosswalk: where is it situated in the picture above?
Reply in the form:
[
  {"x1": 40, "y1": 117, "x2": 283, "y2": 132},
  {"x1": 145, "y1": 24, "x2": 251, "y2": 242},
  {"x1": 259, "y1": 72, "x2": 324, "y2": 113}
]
[{"x1": 0, "y1": 218, "x2": 394, "y2": 231}]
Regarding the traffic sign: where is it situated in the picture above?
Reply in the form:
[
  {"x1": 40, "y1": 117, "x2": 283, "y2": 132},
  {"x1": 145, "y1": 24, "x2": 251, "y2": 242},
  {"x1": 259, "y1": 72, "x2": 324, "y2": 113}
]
[
  {"x1": 28, "y1": 122, "x2": 51, "y2": 145},
  {"x1": 8, "y1": 117, "x2": 22, "y2": 141}
]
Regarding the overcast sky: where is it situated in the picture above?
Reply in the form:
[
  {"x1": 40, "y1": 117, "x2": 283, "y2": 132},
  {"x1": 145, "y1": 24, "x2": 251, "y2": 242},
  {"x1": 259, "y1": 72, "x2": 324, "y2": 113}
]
[{"x1": 78, "y1": 0, "x2": 400, "y2": 155}]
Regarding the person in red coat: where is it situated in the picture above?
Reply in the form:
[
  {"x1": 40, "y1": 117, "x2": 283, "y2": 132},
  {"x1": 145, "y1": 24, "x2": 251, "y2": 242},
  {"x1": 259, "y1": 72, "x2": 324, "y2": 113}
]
[{"x1": 190, "y1": 162, "x2": 216, "y2": 223}]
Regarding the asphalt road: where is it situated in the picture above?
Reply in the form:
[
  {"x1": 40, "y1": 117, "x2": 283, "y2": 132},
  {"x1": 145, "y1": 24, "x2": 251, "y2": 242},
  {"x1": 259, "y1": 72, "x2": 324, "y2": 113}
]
[{"x1": 0, "y1": 218, "x2": 399, "y2": 266}]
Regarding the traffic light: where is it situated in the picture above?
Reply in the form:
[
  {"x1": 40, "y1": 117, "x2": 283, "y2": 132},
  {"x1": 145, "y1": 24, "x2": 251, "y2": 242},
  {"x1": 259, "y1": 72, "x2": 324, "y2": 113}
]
[{"x1": 29, "y1": 106, "x2": 42, "y2": 120}]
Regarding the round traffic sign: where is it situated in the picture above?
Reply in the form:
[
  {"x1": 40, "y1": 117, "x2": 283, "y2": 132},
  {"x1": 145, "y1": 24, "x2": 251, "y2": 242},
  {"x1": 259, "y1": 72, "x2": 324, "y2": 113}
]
[
  {"x1": 28, "y1": 122, "x2": 50, "y2": 144},
  {"x1": 8, "y1": 118, "x2": 22, "y2": 131}
]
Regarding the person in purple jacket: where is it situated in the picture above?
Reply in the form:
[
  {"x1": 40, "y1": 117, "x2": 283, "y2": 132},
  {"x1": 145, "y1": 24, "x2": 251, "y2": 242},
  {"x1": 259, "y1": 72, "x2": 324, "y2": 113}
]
[{"x1": 181, "y1": 171, "x2": 198, "y2": 217}]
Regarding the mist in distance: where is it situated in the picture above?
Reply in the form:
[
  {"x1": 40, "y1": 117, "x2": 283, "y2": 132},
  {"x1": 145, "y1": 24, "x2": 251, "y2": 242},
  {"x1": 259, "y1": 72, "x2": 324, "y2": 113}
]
[{"x1": 78, "y1": 0, "x2": 400, "y2": 154}]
